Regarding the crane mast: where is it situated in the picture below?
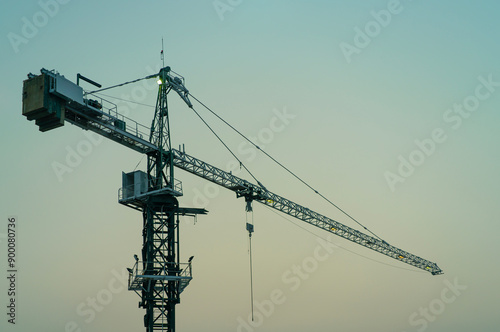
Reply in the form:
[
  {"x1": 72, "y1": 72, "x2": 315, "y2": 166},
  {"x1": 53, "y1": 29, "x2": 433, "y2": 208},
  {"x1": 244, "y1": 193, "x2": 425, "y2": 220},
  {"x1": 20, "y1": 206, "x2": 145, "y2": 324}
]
[
  {"x1": 142, "y1": 65, "x2": 178, "y2": 331},
  {"x1": 132, "y1": 66, "x2": 205, "y2": 332},
  {"x1": 21, "y1": 66, "x2": 443, "y2": 332},
  {"x1": 149, "y1": 66, "x2": 174, "y2": 189}
]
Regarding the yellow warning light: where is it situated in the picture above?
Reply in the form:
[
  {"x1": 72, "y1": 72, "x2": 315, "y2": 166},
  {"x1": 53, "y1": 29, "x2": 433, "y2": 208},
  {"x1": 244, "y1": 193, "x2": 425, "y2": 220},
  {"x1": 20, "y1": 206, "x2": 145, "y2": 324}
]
[
  {"x1": 425, "y1": 266, "x2": 431, "y2": 270},
  {"x1": 266, "y1": 199, "x2": 274, "y2": 203},
  {"x1": 398, "y1": 255, "x2": 405, "y2": 259},
  {"x1": 330, "y1": 227, "x2": 337, "y2": 231}
]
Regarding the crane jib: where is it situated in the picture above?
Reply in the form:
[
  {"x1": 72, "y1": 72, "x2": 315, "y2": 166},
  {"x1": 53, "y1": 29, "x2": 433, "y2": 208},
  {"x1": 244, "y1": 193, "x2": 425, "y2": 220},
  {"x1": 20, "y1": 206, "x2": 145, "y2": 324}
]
[{"x1": 170, "y1": 149, "x2": 443, "y2": 275}]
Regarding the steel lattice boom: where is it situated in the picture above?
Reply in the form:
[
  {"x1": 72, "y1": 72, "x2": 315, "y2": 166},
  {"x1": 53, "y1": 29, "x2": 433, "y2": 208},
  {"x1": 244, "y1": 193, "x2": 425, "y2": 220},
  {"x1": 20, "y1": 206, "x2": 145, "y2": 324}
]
[{"x1": 168, "y1": 149, "x2": 443, "y2": 275}]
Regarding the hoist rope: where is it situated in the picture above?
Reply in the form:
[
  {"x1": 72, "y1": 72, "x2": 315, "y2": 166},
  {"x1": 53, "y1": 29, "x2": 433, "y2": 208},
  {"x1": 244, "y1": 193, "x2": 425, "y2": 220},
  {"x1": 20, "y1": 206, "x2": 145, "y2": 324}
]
[
  {"x1": 248, "y1": 211, "x2": 255, "y2": 321},
  {"x1": 85, "y1": 74, "x2": 156, "y2": 95}
]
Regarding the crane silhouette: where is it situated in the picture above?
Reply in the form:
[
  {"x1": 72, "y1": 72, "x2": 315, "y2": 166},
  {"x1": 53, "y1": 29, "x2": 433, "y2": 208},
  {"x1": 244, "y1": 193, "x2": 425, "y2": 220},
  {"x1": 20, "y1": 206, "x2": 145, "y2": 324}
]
[{"x1": 22, "y1": 65, "x2": 442, "y2": 332}]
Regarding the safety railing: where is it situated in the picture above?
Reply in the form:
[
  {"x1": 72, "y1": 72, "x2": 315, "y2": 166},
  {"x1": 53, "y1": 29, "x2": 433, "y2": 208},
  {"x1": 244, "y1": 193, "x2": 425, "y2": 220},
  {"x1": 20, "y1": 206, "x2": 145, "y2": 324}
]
[
  {"x1": 84, "y1": 93, "x2": 151, "y2": 140},
  {"x1": 127, "y1": 260, "x2": 193, "y2": 291}
]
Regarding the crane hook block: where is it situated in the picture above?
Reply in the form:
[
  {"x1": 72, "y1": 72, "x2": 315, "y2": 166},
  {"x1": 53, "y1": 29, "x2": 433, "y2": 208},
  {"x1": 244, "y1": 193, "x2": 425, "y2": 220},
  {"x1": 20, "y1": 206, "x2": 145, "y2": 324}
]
[{"x1": 245, "y1": 199, "x2": 253, "y2": 212}]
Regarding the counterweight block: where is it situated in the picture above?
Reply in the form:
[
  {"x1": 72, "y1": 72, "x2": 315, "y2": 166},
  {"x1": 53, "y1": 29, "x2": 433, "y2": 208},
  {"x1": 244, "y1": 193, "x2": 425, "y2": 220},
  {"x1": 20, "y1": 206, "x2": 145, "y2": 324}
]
[{"x1": 22, "y1": 73, "x2": 65, "y2": 132}]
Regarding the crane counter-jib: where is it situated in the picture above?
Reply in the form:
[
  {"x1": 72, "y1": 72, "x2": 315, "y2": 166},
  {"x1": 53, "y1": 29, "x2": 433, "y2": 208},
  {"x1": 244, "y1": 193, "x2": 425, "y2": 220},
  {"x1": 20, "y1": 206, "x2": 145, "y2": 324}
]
[{"x1": 169, "y1": 149, "x2": 443, "y2": 276}]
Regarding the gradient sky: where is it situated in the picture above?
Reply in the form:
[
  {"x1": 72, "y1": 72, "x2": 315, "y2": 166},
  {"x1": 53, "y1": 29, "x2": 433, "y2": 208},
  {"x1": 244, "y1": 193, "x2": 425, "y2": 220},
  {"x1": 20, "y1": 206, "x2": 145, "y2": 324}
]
[{"x1": 1, "y1": 1, "x2": 499, "y2": 331}]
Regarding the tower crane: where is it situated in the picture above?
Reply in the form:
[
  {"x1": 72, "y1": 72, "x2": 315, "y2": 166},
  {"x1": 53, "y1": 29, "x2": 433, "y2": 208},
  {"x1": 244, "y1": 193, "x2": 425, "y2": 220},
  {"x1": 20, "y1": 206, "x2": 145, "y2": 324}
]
[{"x1": 22, "y1": 65, "x2": 443, "y2": 332}]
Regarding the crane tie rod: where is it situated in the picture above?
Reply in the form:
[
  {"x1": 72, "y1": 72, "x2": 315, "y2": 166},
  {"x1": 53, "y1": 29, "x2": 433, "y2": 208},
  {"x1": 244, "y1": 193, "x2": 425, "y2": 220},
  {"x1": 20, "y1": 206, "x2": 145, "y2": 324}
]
[
  {"x1": 85, "y1": 74, "x2": 157, "y2": 95},
  {"x1": 188, "y1": 92, "x2": 385, "y2": 242},
  {"x1": 189, "y1": 106, "x2": 267, "y2": 190}
]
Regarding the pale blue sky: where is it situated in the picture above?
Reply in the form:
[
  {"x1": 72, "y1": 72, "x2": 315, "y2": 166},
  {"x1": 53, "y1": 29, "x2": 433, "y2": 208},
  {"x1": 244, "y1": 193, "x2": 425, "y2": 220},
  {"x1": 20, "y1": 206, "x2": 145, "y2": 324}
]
[{"x1": 1, "y1": 1, "x2": 499, "y2": 331}]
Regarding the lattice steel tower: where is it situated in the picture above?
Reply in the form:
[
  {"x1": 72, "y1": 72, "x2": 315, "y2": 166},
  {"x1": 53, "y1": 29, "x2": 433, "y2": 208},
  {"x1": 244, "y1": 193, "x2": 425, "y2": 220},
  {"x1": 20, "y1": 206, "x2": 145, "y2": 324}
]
[{"x1": 119, "y1": 66, "x2": 205, "y2": 332}]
